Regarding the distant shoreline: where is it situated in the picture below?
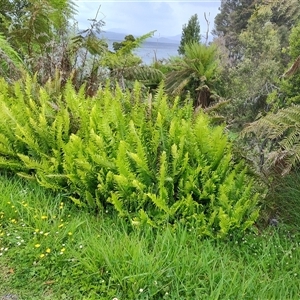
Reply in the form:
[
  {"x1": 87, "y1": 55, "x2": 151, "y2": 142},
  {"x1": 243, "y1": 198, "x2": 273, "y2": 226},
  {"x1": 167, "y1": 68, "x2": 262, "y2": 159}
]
[
  {"x1": 105, "y1": 39, "x2": 179, "y2": 65},
  {"x1": 99, "y1": 30, "x2": 181, "y2": 44}
]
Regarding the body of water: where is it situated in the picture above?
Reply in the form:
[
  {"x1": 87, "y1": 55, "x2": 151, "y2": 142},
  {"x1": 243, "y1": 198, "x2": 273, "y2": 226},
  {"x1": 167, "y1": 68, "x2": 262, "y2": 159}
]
[
  {"x1": 134, "y1": 41, "x2": 179, "y2": 64},
  {"x1": 108, "y1": 39, "x2": 179, "y2": 65}
]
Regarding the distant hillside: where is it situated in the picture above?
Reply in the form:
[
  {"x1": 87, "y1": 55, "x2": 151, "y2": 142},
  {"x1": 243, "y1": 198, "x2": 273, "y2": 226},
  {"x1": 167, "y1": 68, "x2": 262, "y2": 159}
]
[
  {"x1": 164, "y1": 34, "x2": 181, "y2": 42},
  {"x1": 98, "y1": 31, "x2": 180, "y2": 44},
  {"x1": 81, "y1": 30, "x2": 213, "y2": 44},
  {"x1": 145, "y1": 36, "x2": 180, "y2": 44},
  {"x1": 98, "y1": 31, "x2": 127, "y2": 41}
]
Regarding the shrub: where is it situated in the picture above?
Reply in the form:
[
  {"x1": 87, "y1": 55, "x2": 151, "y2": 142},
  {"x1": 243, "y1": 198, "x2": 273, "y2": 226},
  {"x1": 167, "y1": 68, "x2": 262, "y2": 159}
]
[{"x1": 0, "y1": 76, "x2": 260, "y2": 237}]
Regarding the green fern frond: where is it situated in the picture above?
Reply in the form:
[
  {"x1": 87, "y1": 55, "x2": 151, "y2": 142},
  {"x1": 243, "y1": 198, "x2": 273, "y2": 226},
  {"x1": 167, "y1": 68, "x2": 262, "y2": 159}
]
[
  {"x1": 108, "y1": 193, "x2": 126, "y2": 217},
  {"x1": 122, "y1": 66, "x2": 164, "y2": 86},
  {"x1": 147, "y1": 193, "x2": 170, "y2": 214},
  {"x1": 165, "y1": 42, "x2": 219, "y2": 99},
  {"x1": 284, "y1": 55, "x2": 300, "y2": 77},
  {"x1": 118, "y1": 31, "x2": 156, "y2": 56},
  {"x1": 242, "y1": 104, "x2": 300, "y2": 171},
  {"x1": 0, "y1": 33, "x2": 24, "y2": 71},
  {"x1": 218, "y1": 207, "x2": 231, "y2": 238},
  {"x1": 115, "y1": 140, "x2": 132, "y2": 179}
]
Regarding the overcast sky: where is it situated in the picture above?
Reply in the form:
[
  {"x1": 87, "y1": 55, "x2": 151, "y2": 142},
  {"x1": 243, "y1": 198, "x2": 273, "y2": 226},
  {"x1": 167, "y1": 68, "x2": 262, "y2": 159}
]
[{"x1": 73, "y1": 1, "x2": 221, "y2": 37}]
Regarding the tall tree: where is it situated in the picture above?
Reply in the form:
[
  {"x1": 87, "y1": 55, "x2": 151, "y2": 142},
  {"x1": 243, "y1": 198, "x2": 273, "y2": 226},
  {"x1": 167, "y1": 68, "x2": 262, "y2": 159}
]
[
  {"x1": 213, "y1": 0, "x2": 259, "y2": 62},
  {"x1": 275, "y1": 21, "x2": 300, "y2": 106},
  {"x1": 113, "y1": 34, "x2": 135, "y2": 51},
  {"x1": 178, "y1": 14, "x2": 201, "y2": 55},
  {"x1": 242, "y1": 20, "x2": 300, "y2": 174},
  {"x1": 219, "y1": 4, "x2": 283, "y2": 129}
]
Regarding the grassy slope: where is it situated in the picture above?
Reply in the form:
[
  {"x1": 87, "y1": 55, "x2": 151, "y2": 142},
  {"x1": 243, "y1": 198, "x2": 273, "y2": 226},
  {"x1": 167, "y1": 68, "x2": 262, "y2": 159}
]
[{"x1": 1, "y1": 173, "x2": 300, "y2": 299}]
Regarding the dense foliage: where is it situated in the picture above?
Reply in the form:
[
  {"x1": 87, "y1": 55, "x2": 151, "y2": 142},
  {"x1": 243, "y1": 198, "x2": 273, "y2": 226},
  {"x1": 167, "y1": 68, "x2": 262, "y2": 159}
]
[
  {"x1": 178, "y1": 14, "x2": 201, "y2": 55},
  {"x1": 0, "y1": 0, "x2": 76, "y2": 80},
  {"x1": 0, "y1": 77, "x2": 260, "y2": 237},
  {"x1": 214, "y1": 0, "x2": 257, "y2": 61},
  {"x1": 2, "y1": 2, "x2": 300, "y2": 298},
  {"x1": 1, "y1": 0, "x2": 300, "y2": 237}
]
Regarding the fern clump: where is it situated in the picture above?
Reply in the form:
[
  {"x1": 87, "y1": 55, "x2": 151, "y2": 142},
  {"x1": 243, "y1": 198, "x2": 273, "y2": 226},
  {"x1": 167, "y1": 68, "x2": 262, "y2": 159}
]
[{"x1": 0, "y1": 77, "x2": 260, "y2": 238}]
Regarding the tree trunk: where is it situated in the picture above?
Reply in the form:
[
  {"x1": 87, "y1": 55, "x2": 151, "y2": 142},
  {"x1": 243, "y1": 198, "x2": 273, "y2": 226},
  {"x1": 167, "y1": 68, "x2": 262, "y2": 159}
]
[{"x1": 196, "y1": 85, "x2": 211, "y2": 108}]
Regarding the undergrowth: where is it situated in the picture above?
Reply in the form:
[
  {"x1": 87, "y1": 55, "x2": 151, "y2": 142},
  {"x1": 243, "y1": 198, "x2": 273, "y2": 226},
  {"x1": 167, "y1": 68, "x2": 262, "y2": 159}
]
[
  {"x1": 0, "y1": 76, "x2": 261, "y2": 238},
  {"x1": 262, "y1": 168, "x2": 300, "y2": 230},
  {"x1": 0, "y1": 173, "x2": 300, "y2": 299}
]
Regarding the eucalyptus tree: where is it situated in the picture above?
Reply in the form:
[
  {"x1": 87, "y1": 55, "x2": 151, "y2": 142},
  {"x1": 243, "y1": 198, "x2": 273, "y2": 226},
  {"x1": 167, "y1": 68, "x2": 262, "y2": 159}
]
[{"x1": 213, "y1": 0, "x2": 258, "y2": 63}]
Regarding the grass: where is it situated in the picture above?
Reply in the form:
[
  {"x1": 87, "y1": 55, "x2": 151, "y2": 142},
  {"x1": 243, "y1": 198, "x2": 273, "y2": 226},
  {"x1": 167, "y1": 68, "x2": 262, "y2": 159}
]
[
  {"x1": 1, "y1": 173, "x2": 300, "y2": 299},
  {"x1": 267, "y1": 170, "x2": 300, "y2": 229}
]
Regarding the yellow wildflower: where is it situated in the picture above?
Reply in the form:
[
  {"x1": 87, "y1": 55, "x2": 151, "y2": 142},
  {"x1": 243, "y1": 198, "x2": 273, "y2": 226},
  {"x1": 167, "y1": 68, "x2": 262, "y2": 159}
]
[
  {"x1": 35, "y1": 244, "x2": 41, "y2": 248},
  {"x1": 46, "y1": 248, "x2": 51, "y2": 253}
]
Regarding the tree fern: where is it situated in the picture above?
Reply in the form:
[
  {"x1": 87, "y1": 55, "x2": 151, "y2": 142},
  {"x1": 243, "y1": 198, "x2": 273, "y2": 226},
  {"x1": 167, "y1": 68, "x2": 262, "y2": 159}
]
[
  {"x1": 243, "y1": 104, "x2": 300, "y2": 172},
  {"x1": 122, "y1": 66, "x2": 164, "y2": 87},
  {"x1": 0, "y1": 33, "x2": 25, "y2": 80},
  {"x1": 165, "y1": 42, "x2": 221, "y2": 108},
  {"x1": 284, "y1": 55, "x2": 300, "y2": 78}
]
